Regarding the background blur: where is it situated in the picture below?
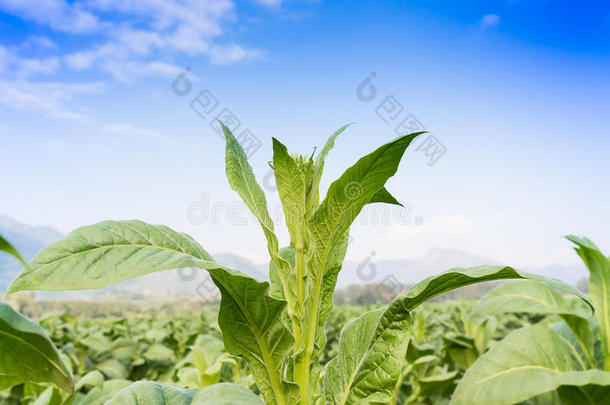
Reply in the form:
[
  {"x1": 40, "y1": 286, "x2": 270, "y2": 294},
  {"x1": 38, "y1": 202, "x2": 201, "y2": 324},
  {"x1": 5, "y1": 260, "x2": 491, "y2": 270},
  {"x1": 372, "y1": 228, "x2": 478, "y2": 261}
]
[{"x1": 1, "y1": 0, "x2": 609, "y2": 298}]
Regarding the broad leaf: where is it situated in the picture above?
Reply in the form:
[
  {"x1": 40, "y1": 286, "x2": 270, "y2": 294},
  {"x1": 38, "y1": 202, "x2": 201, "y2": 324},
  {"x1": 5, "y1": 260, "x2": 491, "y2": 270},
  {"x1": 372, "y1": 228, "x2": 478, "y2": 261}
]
[
  {"x1": 6, "y1": 220, "x2": 211, "y2": 293},
  {"x1": 367, "y1": 187, "x2": 402, "y2": 206},
  {"x1": 212, "y1": 267, "x2": 298, "y2": 405},
  {"x1": 451, "y1": 323, "x2": 610, "y2": 405},
  {"x1": 471, "y1": 279, "x2": 592, "y2": 320},
  {"x1": 560, "y1": 315, "x2": 602, "y2": 369},
  {"x1": 557, "y1": 383, "x2": 610, "y2": 405},
  {"x1": 324, "y1": 302, "x2": 411, "y2": 404},
  {"x1": 73, "y1": 379, "x2": 132, "y2": 405},
  {"x1": 32, "y1": 386, "x2": 63, "y2": 405},
  {"x1": 317, "y1": 231, "x2": 350, "y2": 348},
  {"x1": 299, "y1": 133, "x2": 422, "y2": 403},
  {"x1": 106, "y1": 381, "x2": 197, "y2": 405},
  {"x1": 323, "y1": 265, "x2": 590, "y2": 405},
  {"x1": 0, "y1": 302, "x2": 72, "y2": 393},
  {"x1": 192, "y1": 383, "x2": 264, "y2": 405},
  {"x1": 74, "y1": 370, "x2": 104, "y2": 392},
  {"x1": 306, "y1": 123, "x2": 351, "y2": 214},
  {"x1": 0, "y1": 233, "x2": 26, "y2": 266},
  {"x1": 6, "y1": 220, "x2": 295, "y2": 405},
  {"x1": 222, "y1": 123, "x2": 284, "y2": 269},
  {"x1": 305, "y1": 132, "x2": 423, "y2": 352},
  {"x1": 568, "y1": 235, "x2": 610, "y2": 370},
  {"x1": 272, "y1": 137, "x2": 306, "y2": 244},
  {"x1": 396, "y1": 265, "x2": 592, "y2": 313},
  {"x1": 222, "y1": 125, "x2": 298, "y2": 350},
  {"x1": 188, "y1": 335, "x2": 229, "y2": 389},
  {"x1": 272, "y1": 138, "x2": 306, "y2": 327}
]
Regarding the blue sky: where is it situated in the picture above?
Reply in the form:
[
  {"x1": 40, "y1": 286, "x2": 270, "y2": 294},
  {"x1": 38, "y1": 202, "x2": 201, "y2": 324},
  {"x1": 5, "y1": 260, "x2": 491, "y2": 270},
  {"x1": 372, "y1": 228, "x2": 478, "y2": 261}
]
[{"x1": 1, "y1": 0, "x2": 609, "y2": 274}]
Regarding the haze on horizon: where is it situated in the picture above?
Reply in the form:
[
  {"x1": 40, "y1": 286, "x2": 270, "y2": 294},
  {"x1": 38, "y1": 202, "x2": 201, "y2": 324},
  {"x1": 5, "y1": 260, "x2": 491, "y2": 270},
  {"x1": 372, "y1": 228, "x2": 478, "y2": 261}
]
[{"x1": 1, "y1": 0, "x2": 609, "y2": 275}]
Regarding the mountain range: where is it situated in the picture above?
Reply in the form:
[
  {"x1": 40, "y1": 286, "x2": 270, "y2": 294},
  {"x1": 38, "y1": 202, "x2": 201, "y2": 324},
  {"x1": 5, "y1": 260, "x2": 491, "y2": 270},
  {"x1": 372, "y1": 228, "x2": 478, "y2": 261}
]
[{"x1": 0, "y1": 215, "x2": 587, "y2": 299}]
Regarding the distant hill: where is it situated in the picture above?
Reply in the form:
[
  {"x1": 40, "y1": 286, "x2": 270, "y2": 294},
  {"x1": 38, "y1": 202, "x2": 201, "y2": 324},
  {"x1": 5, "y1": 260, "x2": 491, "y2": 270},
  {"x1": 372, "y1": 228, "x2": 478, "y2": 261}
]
[
  {"x1": 1, "y1": 215, "x2": 586, "y2": 300},
  {"x1": 0, "y1": 216, "x2": 268, "y2": 299},
  {"x1": 0, "y1": 215, "x2": 63, "y2": 292},
  {"x1": 337, "y1": 247, "x2": 587, "y2": 289},
  {"x1": 337, "y1": 248, "x2": 498, "y2": 288}
]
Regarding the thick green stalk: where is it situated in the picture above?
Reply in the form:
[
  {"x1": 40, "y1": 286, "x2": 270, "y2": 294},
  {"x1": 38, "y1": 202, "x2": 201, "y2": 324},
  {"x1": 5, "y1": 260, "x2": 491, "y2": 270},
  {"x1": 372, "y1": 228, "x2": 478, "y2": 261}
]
[
  {"x1": 293, "y1": 237, "x2": 311, "y2": 403},
  {"x1": 275, "y1": 261, "x2": 301, "y2": 360},
  {"x1": 296, "y1": 261, "x2": 326, "y2": 405},
  {"x1": 294, "y1": 236, "x2": 306, "y2": 350},
  {"x1": 257, "y1": 329, "x2": 288, "y2": 405}
]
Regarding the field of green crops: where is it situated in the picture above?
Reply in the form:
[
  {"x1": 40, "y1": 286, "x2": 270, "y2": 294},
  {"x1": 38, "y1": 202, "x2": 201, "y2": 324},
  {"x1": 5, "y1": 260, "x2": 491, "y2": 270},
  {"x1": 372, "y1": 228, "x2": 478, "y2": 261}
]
[{"x1": 1, "y1": 301, "x2": 541, "y2": 405}]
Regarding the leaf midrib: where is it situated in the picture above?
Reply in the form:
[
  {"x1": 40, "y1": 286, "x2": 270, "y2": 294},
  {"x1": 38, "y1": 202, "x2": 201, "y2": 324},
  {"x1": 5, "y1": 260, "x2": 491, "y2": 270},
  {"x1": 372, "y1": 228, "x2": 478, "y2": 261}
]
[
  {"x1": 211, "y1": 270, "x2": 287, "y2": 405},
  {"x1": 0, "y1": 329, "x2": 70, "y2": 389}
]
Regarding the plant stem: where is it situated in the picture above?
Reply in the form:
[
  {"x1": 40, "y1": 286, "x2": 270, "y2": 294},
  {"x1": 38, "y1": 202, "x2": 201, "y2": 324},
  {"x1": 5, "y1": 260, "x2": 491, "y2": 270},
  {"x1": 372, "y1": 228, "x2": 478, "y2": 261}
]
[
  {"x1": 295, "y1": 237, "x2": 306, "y2": 350},
  {"x1": 296, "y1": 264, "x2": 324, "y2": 405}
]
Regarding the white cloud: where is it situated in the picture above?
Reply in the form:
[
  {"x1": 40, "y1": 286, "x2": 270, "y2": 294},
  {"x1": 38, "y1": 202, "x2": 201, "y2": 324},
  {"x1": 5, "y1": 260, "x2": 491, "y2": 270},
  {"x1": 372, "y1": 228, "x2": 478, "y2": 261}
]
[
  {"x1": 0, "y1": 80, "x2": 104, "y2": 121},
  {"x1": 57, "y1": 0, "x2": 262, "y2": 79},
  {"x1": 0, "y1": 0, "x2": 100, "y2": 33},
  {"x1": 64, "y1": 51, "x2": 97, "y2": 70},
  {"x1": 0, "y1": 45, "x2": 59, "y2": 78},
  {"x1": 23, "y1": 35, "x2": 57, "y2": 50},
  {"x1": 92, "y1": 59, "x2": 187, "y2": 82},
  {"x1": 480, "y1": 14, "x2": 500, "y2": 28},
  {"x1": 253, "y1": 0, "x2": 283, "y2": 7},
  {"x1": 208, "y1": 44, "x2": 264, "y2": 64},
  {"x1": 102, "y1": 123, "x2": 170, "y2": 140}
]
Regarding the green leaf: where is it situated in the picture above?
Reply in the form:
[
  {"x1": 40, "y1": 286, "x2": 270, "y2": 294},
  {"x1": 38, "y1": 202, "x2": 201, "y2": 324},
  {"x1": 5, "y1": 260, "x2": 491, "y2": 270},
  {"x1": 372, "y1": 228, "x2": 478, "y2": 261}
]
[
  {"x1": 6, "y1": 220, "x2": 212, "y2": 294},
  {"x1": 269, "y1": 246, "x2": 295, "y2": 300},
  {"x1": 297, "y1": 132, "x2": 422, "y2": 403},
  {"x1": 105, "y1": 381, "x2": 197, "y2": 405},
  {"x1": 222, "y1": 125, "x2": 298, "y2": 355},
  {"x1": 192, "y1": 383, "x2": 264, "y2": 405},
  {"x1": 396, "y1": 265, "x2": 592, "y2": 313},
  {"x1": 272, "y1": 137, "x2": 306, "y2": 246},
  {"x1": 567, "y1": 235, "x2": 610, "y2": 370},
  {"x1": 6, "y1": 220, "x2": 295, "y2": 405},
  {"x1": 190, "y1": 335, "x2": 228, "y2": 388},
  {"x1": 212, "y1": 267, "x2": 298, "y2": 405},
  {"x1": 307, "y1": 123, "x2": 351, "y2": 214},
  {"x1": 74, "y1": 370, "x2": 104, "y2": 392},
  {"x1": 451, "y1": 323, "x2": 610, "y2": 405},
  {"x1": 471, "y1": 279, "x2": 592, "y2": 320},
  {"x1": 317, "y1": 231, "x2": 350, "y2": 348},
  {"x1": 309, "y1": 132, "x2": 422, "y2": 278},
  {"x1": 271, "y1": 138, "x2": 306, "y2": 328},
  {"x1": 305, "y1": 132, "x2": 423, "y2": 352},
  {"x1": 558, "y1": 383, "x2": 610, "y2": 405},
  {"x1": 367, "y1": 187, "x2": 402, "y2": 206},
  {"x1": 0, "y1": 233, "x2": 26, "y2": 266},
  {"x1": 324, "y1": 303, "x2": 411, "y2": 405},
  {"x1": 32, "y1": 386, "x2": 63, "y2": 405},
  {"x1": 0, "y1": 302, "x2": 72, "y2": 392},
  {"x1": 553, "y1": 318, "x2": 600, "y2": 370},
  {"x1": 144, "y1": 343, "x2": 175, "y2": 362},
  {"x1": 322, "y1": 264, "x2": 588, "y2": 405},
  {"x1": 222, "y1": 123, "x2": 284, "y2": 269},
  {"x1": 560, "y1": 315, "x2": 603, "y2": 369},
  {"x1": 73, "y1": 379, "x2": 132, "y2": 405},
  {"x1": 96, "y1": 358, "x2": 127, "y2": 379}
]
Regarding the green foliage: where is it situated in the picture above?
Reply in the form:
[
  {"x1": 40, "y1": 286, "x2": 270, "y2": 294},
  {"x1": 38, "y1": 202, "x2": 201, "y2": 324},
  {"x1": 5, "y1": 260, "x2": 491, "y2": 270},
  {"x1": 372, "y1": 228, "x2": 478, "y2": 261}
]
[
  {"x1": 2, "y1": 126, "x2": 596, "y2": 404},
  {"x1": 0, "y1": 303, "x2": 72, "y2": 394},
  {"x1": 452, "y1": 236, "x2": 610, "y2": 404},
  {"x1": 0, "y1": 235, "x2": 26, "y2": 267}
]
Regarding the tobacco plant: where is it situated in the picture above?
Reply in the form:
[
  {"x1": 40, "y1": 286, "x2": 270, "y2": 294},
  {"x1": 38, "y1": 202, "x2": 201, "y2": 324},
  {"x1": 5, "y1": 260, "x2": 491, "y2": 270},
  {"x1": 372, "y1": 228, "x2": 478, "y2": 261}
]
[
  {"x1": 4, "y1": 125, "x2": 593, "y2": 404},
  {"x1": 452, "y1": 237, "x2": 610, "y2": 405}
]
